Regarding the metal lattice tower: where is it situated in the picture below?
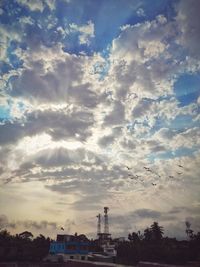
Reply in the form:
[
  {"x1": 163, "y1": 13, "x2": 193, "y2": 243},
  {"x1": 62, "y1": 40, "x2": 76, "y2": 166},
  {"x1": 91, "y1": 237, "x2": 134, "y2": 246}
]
[
  {"x1": 104, "y1": 207, "x2": 109, "y2": 234},
  {"x1": 96, "y1": 214, "x2": 101, "y2": 236}
]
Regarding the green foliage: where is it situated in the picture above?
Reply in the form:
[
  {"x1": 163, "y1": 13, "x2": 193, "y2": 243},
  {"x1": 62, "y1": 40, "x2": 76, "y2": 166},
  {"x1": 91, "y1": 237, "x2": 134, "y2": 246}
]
[
  {"x1": 150, "y1": 222, "x2": 164, "y2": 241},
  {"x1": 0, "y1": 229, "x2": 50, "y2": 261},
  {"x1": 128, "y1": 231, "x2": 140, "y2": 243},
  {"x1": 116, "y1": 221, "x2": 200, "y2": 266}
]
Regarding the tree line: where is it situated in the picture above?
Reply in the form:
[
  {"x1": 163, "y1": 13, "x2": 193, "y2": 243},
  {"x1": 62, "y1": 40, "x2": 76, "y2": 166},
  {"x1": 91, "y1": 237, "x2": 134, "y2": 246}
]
[
  {"x1": 0, "y1": 221, "x2": 200, "y2": 264},
  {"x1": 0, "y1": 230, "x2": 51, "y2": 261},
  {"x1": 116, "y1": 221, "x2": 200, "y2": 265}
]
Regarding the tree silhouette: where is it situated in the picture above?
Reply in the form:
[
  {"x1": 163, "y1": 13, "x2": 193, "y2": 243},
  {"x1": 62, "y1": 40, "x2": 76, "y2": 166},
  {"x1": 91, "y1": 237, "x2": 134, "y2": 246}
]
[
  {"x1": 185, "y1": 221, "x2": 194, "y2": 240},
  {"x1": 19, "y1": 231, "x2": 33, "y2": 240},
  {"x1": 150, "y1": 222, "x2": 164, "y2": 241},
  {"x1": 128, "y1": 232, "x2": 140, "y2": 243},
  {"x1": 143, "y1": 227, "x2": 152, "y2": 241}
]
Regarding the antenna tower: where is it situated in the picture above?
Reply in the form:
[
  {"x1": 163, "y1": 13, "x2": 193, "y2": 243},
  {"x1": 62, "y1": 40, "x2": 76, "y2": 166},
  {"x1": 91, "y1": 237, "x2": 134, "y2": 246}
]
[
  {"x1": 104, "y1": 207, "x2": 109, "y2": 234},
  {"x1": 96, "y1": 214, "x2": 101, "y2": 236}
]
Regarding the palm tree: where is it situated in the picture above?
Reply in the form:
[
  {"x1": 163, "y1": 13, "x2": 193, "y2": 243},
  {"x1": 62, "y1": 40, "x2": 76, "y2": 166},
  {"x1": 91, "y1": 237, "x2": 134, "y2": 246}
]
[{"x1": 150, "y1": 222, "x2": 164, "y2": 241}]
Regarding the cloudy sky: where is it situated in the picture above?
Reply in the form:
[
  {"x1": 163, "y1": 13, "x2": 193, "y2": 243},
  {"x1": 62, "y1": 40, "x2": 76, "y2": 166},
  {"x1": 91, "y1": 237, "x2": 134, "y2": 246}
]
[{"x1": 0, "y1": 0, "x2": 200, "y2": 240}]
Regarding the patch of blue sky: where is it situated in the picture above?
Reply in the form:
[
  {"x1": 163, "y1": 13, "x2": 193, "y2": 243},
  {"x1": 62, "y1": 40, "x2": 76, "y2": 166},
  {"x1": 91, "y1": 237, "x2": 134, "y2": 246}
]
[
  {"x1": 61, "y1": 0, "x2": 177, "y2": 55},
  {"x1": 0, "y1": 1, "x2": 28, "y2": 24},
  {"x1": 0, "y1": 62, "x2": 12, "y2": 75},
  {"x1": 173, "y1": 147, "x2": 198, "y2": 158},
  {"x1": 174, "y1": 73, "x2": 200, "y2": 107},
  {"x1": 6, "y1": 41, "x2": 23, "y2": 69},
  {"x1": 92, "y1": 59, "x2": 110, "y2": 81},
  {"x1": 7, "y1": 40, "x2": 19, "y2": 52},
  {"x1": 148, "y1": 147, "x2": 196, "y2": 163},
  {"x1": 126, "y1": 0, "x2": 177, "y2": 25},
  {"x1": 61, "y1": 29, "x2": 93, "y2": 55},
  {"x1": 54, "y1": 0, "x2": 143, "y2": 54},
  {"x1": 169, "y1": 114, "x2": 199, "y2": 131},
  {"x1": 149, "y1": 113, "x2": 199, "y2": 137},
  {"x1": 148, "y1": 150, "x2": 174, "y2": 163},
  {"x1": 142, "y1": 116, "x2": 164, "y2": 135},
  {"x1": 8, "y1": 54, "x2": 23, "y2": 69},
  {"x1": 156, "y1": 94, "x2": 175, "y2": 102},
  {"x1": 127, "y1": 120, "x2": 151, "y2": 138},
  {"x1": 0, "y1": 100, "x2": 27, "y2": 122},
  {"x1": 0, "y1": 105, "x2": 11, "y2": 121},
  {"x1": 1, "y1": 0, "x2": 179, "y2": 56}
]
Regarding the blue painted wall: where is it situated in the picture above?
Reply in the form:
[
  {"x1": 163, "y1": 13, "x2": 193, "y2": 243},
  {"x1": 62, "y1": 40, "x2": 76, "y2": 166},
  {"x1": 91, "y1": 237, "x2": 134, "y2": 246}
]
[{"x1": 49, "y1": 241, "x2": 89, "y2": 255}]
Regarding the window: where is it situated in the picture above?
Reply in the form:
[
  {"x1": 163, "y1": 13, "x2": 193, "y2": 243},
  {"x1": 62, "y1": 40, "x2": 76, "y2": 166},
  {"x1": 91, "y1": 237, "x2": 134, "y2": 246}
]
[
  {"x1": 67, "y1": 245, "x2": 76, "y2": 250},
  {"x1": 81, "y1": 256, "x2": 85, "y2": 260},
  {"x1": 70, "y1": 256, "x2": 74, "y2": 259},
  {"x1": 80, "y1": 246, "x2": 88, "y2": 251}
]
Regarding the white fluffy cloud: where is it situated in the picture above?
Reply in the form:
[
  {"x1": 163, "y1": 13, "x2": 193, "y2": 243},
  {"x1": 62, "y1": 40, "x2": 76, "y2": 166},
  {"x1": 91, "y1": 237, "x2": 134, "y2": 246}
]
[
  {"x1": 16, "y1": 0, "x2": 45, "y2": 12},
  {"x1": 69, "y1": 21, "x2": 95, "y2": 45}
]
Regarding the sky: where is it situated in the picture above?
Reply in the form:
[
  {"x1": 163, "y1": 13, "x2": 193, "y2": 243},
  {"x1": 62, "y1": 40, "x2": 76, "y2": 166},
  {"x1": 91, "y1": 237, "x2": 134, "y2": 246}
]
[{"x1": 0, "y1": 0, "x2": 200, "y2": 240}]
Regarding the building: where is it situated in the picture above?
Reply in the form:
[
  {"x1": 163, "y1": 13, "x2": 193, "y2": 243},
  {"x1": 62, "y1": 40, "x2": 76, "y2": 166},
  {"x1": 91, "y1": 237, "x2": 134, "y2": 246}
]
[{"x1": 49, "y1": 234, "x2": 90, "y2": 261}]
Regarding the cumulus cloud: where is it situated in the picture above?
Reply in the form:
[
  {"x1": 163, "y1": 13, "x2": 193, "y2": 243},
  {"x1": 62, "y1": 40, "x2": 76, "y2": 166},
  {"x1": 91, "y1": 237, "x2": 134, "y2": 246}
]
[
  {"x1": 16, "y1": 0, "x2": 45, "y2": 12},
  {"x1": 0, "y1": 108, "x2": 93, "y2": 145},
  {"x1": 69, "y1": 21, "x2": 95, "y2": 45},
  {"x1": 0, "y1": 214, "x2": 76, "y2": 236},
  {"x1": 10, "y1": 50, "x2": 91, "y2": 104},
  {"x1": 136, "y1": 8, "x2": 145, "y2": 17},
  {"x1": 176, "y1": 0, "x2": 200, "y2": 58}
]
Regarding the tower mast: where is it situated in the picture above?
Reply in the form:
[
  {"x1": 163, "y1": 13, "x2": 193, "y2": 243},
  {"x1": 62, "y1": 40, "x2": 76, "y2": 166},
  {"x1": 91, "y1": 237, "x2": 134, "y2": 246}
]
[
  {"x1": 96, "y1": 214, "x2": 101, "y2": 237},
  {"x1": 104, "y1": 207, "x2": 109, "y2": 234}
]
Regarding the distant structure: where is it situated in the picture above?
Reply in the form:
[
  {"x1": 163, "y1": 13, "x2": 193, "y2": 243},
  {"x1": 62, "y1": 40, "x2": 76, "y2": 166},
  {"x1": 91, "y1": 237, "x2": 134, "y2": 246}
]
[
  {"x1": 96, "y1": 214, "x2": 101, "y2": 236},
  {"x1": 104, "y1": 207, "x2": 109, "y2": 235},
  {"x1": 94, "y1": 207, "x2": 116, "y2": 260},
  {"x1": 49, "y1": 234, "x2": 90, "y2": 261},
  {"x1": 97, "y1": 207, "x2": 111, "y2": 244}
]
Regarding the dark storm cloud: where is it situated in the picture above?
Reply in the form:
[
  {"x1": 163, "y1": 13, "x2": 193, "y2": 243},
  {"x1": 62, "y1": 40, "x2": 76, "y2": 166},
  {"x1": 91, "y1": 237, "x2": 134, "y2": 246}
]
[{"x1": 0, "y1": 109, "x2": 94, "y2": 145}]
